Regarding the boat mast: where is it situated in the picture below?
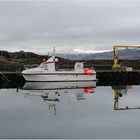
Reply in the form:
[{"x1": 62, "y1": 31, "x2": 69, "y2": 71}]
[{"x1": 53, "y1": 46, "x2": 56, "y2": 55}]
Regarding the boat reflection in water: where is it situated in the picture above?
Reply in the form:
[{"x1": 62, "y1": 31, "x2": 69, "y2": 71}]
[
  {"x1": 112, "y1": 85, "x2": 140, "y2": 111},
  {"x1": 22, "y1": 81, "x2": 96, "y2": 115}
]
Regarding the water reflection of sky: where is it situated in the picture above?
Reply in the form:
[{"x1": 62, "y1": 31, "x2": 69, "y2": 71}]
[{"x1": 0, "y1": 85, "x2": 140, "y2": 138}]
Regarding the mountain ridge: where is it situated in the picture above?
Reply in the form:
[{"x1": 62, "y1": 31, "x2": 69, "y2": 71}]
[{"x1": 57, "y1": 49, "x2": 140, "y2": 60}]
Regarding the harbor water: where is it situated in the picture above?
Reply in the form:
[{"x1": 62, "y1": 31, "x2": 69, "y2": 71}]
[{"x1": 0, "y1": 81, "x2": 140, "y2": 138}]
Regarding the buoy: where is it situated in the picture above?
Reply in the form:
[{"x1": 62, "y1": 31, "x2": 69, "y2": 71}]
[{"x1": 84, "y1": 68, "x2": 93, "y2": 75}]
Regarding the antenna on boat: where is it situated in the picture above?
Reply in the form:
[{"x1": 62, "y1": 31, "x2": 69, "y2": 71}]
[{"x1": 53, "y1": 46, "x2": 56, "y2": 55}]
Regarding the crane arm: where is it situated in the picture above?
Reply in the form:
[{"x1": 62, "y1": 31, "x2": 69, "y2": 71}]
[
  {"x1": 114, "y1": 107, "x2": 140, "y2": 111},
  {"x1": 113, "y1": 45, "x2": 140, "y2": 69},
  {"x1": 113, "y1": 45, "x2": 140, "y2": 49}
]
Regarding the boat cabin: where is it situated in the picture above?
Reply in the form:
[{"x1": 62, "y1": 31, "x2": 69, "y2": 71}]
[{"x1": 38, "y1": 56, "x2": 85, "y2": 72}]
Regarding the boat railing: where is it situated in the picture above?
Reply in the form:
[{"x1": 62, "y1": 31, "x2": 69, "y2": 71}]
[{"x1": 56, "y1": 68, "x2": 74, "y2": 71}]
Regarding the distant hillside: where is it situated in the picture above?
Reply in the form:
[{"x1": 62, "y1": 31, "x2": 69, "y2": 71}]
[
  {"x1": 0, "y1": 50, "x2": 48, "y2": 71},
  {"x1": 56, "y1": 53, "x2": 88, "y2": 60},
  {"x1": 57, "y1": 49, "x2": 140, "y2": 60},
  {"x1": 0, "y1": 50, "x2": 72, "y2": 71},
  {"x1": 84, "y1": 49, "x2": 140, "y2": 60},
  {"x1": 1, "y1": 49, "x2": 140, "y2": 72}
]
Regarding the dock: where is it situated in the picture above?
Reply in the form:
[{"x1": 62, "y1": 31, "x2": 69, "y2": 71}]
[
  {"x1": 97, "y1": 70, "x2": 140, "y2": 81},
  {"x1": 0, "y1": 71, "x2": 25, "y2": 82}
]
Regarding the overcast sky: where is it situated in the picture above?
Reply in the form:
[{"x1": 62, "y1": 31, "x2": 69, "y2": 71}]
[{"x1": 0, "y1": 0, "x2": 140, "y2": 54}]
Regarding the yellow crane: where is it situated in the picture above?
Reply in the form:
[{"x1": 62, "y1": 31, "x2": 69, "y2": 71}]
[{"x1": 112, "y1": 45, "x2": 140, "y2": 71}]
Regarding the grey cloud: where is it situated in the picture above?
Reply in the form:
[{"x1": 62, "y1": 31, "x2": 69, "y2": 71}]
[{"x1": 0, "y1": 0, "x2": 140, "y2": 53}]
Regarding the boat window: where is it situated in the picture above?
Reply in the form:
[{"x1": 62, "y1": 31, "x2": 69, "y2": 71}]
[
  {"x1": 76, "y1": 63, "x2": 83, "y2": 69},
  {"x1": 39, "y1": 63, "x2": 44, "y2": 68},
  {"x1": 77, "y1": 64, "x2": 82, "y2": 68},
  {"x1": 39, "y1": 63, "x2": 48, "y2": 70},
  {"x1": 44, "y1": 64, "x2": 48, "y2": 70}
]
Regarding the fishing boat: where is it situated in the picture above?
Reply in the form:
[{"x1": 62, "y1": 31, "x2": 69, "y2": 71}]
[{"x1": 22, "y1": 54, "x2": 96, "y2": 82}]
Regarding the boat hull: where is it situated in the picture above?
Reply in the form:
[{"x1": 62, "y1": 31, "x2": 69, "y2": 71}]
[{"x1": 23, "y1": 73, "x2": 96, "y2": 82}]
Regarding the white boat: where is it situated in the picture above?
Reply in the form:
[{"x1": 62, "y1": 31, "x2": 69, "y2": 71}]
[{"x1": 22, "y1": 55, "x2": 96, "y2": 82}]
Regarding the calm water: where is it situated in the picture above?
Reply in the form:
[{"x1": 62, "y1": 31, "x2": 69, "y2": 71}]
[{"x1": 0, "y1": 81, "x2": 140, "y2": 138}]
